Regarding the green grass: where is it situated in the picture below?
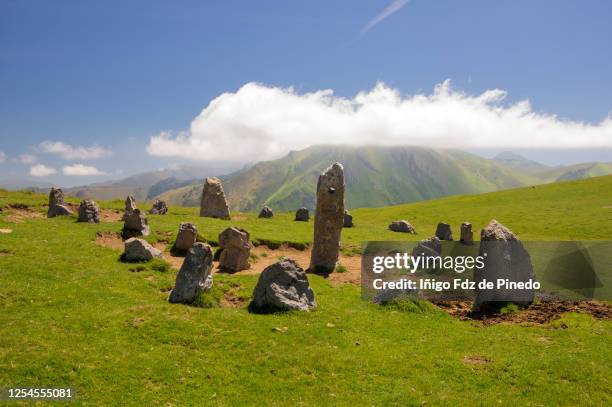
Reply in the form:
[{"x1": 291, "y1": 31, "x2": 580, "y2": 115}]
[{"x1": 0, "y1": 177, "x2": 611, "y2": 405}]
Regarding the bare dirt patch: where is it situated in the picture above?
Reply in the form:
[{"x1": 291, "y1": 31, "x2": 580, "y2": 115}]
[
  {"x1": 435, "y1": 300, "x2": 612, "y2": 326},
  {"x1": 3, "y1": 204, "x2": 44, "y2": 223},
  {"x1": 0, "y1": 228, "x2": 12, "y2": 234},
  {"x1": 462, "y1": 355, "x2": 491, "y2": 365},
  {"x1": 100, "y1": 209, "x2": 123, "y2": 222}
]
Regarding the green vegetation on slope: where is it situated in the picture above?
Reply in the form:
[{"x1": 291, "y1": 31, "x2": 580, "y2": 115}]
[{"x1": 0, "y1": 177, "x2": 610, "y2": 405}]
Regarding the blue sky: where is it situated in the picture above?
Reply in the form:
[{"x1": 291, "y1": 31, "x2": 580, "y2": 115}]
[{"x1": 1, "y1": 0, "x2": 611, "y2": 185}]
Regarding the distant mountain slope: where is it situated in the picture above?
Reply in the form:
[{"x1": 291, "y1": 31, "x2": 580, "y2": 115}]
[
  {"x1": 493, "y1": 151, "x2": 550, "y2": 174},
  {"x1": 160, "y1": 145, "x2": 531, "y2": 211}
]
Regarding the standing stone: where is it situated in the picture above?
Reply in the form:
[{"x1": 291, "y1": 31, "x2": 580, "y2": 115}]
[
  {"x1": 435, "y1": 222, "x2": 453, "y2": 241},
  {"x1": 343, "y1": 210, "x2": 353, "y2": 228},
  {"x1": 174, "y1": 222, "x2": 197, "y2": 251},
  {"x1": 122, "y1": 195, "x2": 137, "y2": 221},
  {"x1": 77, "y1": 199, "x2": 100, "y2": 223},
  {"x1": 168, "y1": 242, "x2": 214, "y2": 304},
  {"x1": 218, "y1": 227, "x2": 251, "y2": 272},
  {"x1": 258, "y1": 206, "x2": 273, "y2": 218},
  {"x1": 389, "y1": 220, "x2": 416, "y2": 234},
  {"x1": 124, "y1": 238, "x2": 163, "y2": 261},
  {"x1": 199, "y1": 177, "x2": 230, "y2": 219},
  {"x1": 252, "y1": 259, "x2": 316, "y2": 311},
  {"x1": 149, "y1": 199, "x2": 168, "y2": 215},
  {"x1": 122, "y1": 208, "x2": 150, "y2": 238},
  {"x1": 460, "y1": 222, "x2": 474, "y2": 245},
  {"x1": 309, "y1": 162, "x2": 345, "y2": 274},
  {"x1": 295, "y1": 207, "x2": 309, "y2": 222},
  {"x1": 47, "y1": 187, "x2": 72, "y2": 218},
  {"x1": 473, "y1": 220, "x2": 536, "y2": 312}
]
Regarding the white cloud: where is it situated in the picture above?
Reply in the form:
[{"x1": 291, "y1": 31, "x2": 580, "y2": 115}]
[
  {"x1": 146, "y1": 80, "x2": 612, "y2": 162},
  {"x1": 362, "y1": 0, "x2": 410, "y2": 34},
  {"x1": 39, "y1": 141, "x2": 112, "y2": 160},
  {"x1": 0, "y1": 151, "x2": 5, "y2": 163},
  {"x1": 62, "y1": 164, "x2": 106, "y2": 176},
  {"x1": 30, "y1": 164, "x2": 57, "y2": 177},
  {"x1": 16, "y1": 154, "x2": 37, "y2": 164}
]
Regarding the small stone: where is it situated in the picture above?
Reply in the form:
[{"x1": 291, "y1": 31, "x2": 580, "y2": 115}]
[
  {"x1": 47, "y1": 187, "x2": 72, "y2": 218},
  {"x1": 411, "y1": 236, "x2": 442, "y2": 258},
  {"x1": 122, "y1": 208, "x2": 150, "y2": 237},
  {"x1": 199, "y1": 177, "x2": 230, "y2": 219},
  {"x1": 124, "y1": 238, "x2": 163, "y2": 261},
  {"x1": 174, "y1": 222, "x2": 197, "y2": 251},
  {"x1": 77, "y1": 199, "x2": 100, "y2": 223},
  {"x1": 218, "y1": 227, "x2": 251, "y2": 272},
  {"x1": 295, "y1": 207, "x2": 309, "y2": 222},
  {"x1": 252, "y1": 259, "x2": 316, "y2": 311},
  {"x1": 460, "y1": 222, "x2": 474, "y2": 245},
  {"x1": 388, "y1": 220, "x2": 416, "y2": 234},
  {"x1": 149, "y1": 199, "x2": 168, "y2": 215},
  {"x1": 435, "y1": 223, "x2": 453, "y2": 241},
  {"x1": 258, "y1": 206, "x2": 273, "y2": 218},
  {"x1": 343, "y1": 210, "x2": 353, "y2": 228},
  {"x1": 168, "y1": 242, "x2": 214, "y2": 304}
]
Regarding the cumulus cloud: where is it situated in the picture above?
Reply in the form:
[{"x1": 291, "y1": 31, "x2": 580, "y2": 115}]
[
  {"x1": 39, "y1": 141, "x2": 112, "y2": 160},
  {"x1": 0, "y1": 151, "x2": 5, "y2": 163},
  {"x1": 146, "y1": 80, "x2": 612, "y2": 162},
  {"x1": 362, "y1": 0, "x2": 410, "y2": 34},
  {"x1": 62, "y1": 164, "x2": 106, "y2": 176},
  {"x1": 30, "y1": 164, "x2": 57, "y2": 177},
  {"x1": 16, "y1": 154, "x2": 37, "y2": 164}
]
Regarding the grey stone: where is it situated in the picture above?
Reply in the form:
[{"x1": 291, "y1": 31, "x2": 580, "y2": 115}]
[
  {"x1": 199, "y1": 177, "x2": 230, "y2": 219},
  {"x1": 343, "y1": 210, "x2": 353, "y2": 228},
  {"x1": 435, "y1": 222, "x2": 453, "y2": 241},
  {"x1": 122, "y1": 208, "x2": 150, "y2": 237},
  {"x1": 310, "y1": 163, "x2": 345, "y2": 274},
  {"x1": 174, "y1": 222, "x2": 197, "y2": 251},
  {"x1": 258, "y1": 206, "x2": 273, "y2": 218},
  {"x1": 473, "y1": 220, "x2": 536, "y2": 312},
  {"x1": 218, "y1": 227, "x2": 251, "y2": 272},
  {"x1": 295, "y1": 207, "x2": 309, "y2": 222},
  {"x1": 149, "y1": 199, "x2": 168, "y2": 215},
  {"x1": 411, "y1": 236, "x2": 442, "y2": 258},
  {"x1": 460, "y1": 222, "x2": 474, "y2": 245},
  {"x1": 124, "y1": 237, "x2": 163, "y2": 261},
  {"x1": 252, "y1": 259, "x2": 316, "y2": 311},
  {"x1": 122, "y1": 195, "x2": 137, "y2": 221},
  {"x1": 77, "y1": 199, "x2": 100, "y2": 223},
  {"x1": 389, "y1": 220, "x2": 416, "y2": 234},
  {"x1": 168, "y1": 242, "x2": 214, "y2": 304},
  {"x1": 47, "y1": 187, "x2": 72, "y2": 218}
]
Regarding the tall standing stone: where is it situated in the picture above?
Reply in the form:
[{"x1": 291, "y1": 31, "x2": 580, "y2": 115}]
[
  {"x1": 218, "y1": 227, "x2": 251, "y2": 272},
  {"x1": 343, "y1": 210, "x2": 353, "y2": 228},
  {"x1": 122, "y1": 195, "x2": 137, "y2": 221},
  {"x1": 47, "y1": 187, "x2": 72, "y2": 218},
  {"x1": 168, "y1": 242, "x2": 214, "y2": 304},
  {"x1": 122, "y1": 208, "x2": 150, "y2": 238},
  {"x1": 199, "y1": 177, "x2": 230, "y2": 219},
  {"x1": 77, "y1": 199, "x2": 100, "y2": 223},
  {"x1": 473, "y1": 220, "x2": 536, "y2": 312},
  {"x1": 460, "y1": 222, "x2": 474, "y2": 245},
  {"x1": 174, "y1": 222, "x2": 197, "y2": 251},
  {"x1": 309, "y1": 162, "x2": 345, "y2": 274}
]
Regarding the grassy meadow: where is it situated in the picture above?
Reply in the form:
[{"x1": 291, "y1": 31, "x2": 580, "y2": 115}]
[{"x1": 0, "y1": 176, "x2": 611, "y2": 405}]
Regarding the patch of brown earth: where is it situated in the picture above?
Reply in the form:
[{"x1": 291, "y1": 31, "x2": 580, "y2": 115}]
[
  {"x1": 434, "y1": 300, "x2": 612, "y2": 326},
  {"x1": 462, "y1": 355, "x2": 491, "y2": 365},
  {"x1": 0, "y1": 249, "x2": 12, "y2": 257},
  {"x1": 0, "y1": 228, "x2": 12, "y2": 234},
  {"x1": 99, "y1": 209, "x2": 123, "y2": 222},
  {"x1": 3, "y1": 204, "x2": 44, "y2": 223}
]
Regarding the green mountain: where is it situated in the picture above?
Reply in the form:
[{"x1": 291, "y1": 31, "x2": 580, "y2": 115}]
[{"x1": 160, "y1": 145, "x2": 531, "y2": 211}]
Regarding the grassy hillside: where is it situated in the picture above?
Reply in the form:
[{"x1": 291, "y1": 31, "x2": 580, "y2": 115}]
[
  {"x1": 0, "y1": 176, "x2": 610, "y2": 405},
  {"x1": 162, "y1": 145, "x2": 531, "y2": 211}
]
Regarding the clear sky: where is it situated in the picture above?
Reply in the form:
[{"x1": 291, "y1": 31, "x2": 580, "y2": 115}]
[{"x1": 1, "y1": 0, "x2": 611, "y2": 185}]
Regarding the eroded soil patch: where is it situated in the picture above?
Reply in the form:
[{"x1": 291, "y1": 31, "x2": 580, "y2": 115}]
[
  {"x1": 2, "y1": 204, "x2": 44, "y2": 223},
  {"x1": 435, "y1": 300, "x2": 612, "y2": 326}
]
